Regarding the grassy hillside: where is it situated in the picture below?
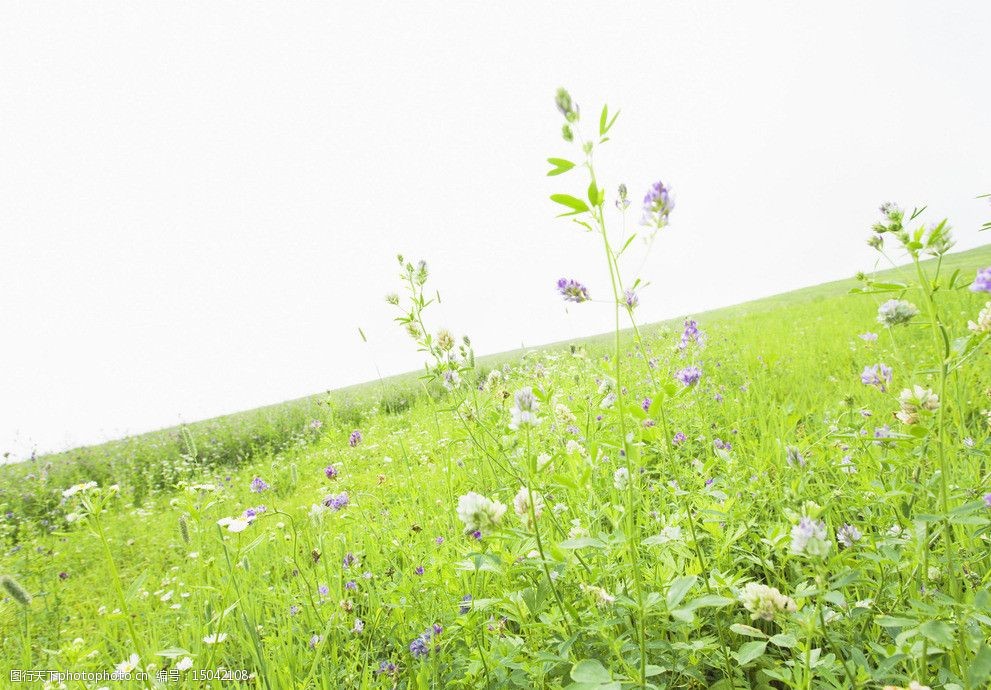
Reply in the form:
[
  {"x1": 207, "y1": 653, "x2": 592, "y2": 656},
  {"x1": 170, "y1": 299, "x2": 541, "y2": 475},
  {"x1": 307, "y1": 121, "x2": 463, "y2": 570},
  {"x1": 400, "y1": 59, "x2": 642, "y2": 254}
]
[{"x1": 2, "y1": 243, "x2": 991, "y2": 689}]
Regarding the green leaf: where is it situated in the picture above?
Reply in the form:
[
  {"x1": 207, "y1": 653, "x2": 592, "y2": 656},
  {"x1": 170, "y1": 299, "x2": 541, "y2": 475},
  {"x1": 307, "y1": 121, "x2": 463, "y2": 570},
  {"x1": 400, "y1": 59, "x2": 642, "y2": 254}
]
[
  {"x1": 547, "y1": 158, "x2": 576, "y2": 176},
  {"x1": 918, "y1": 619, "x2": 954, "y2": 646},
  {"x1": 587, "y1": 181, "x2": 603, "y2": 207},
  {"x1": 558, "y1": 537, "x2": 607, "y2": 550},
  {"x1": 550, "y1": 194, "x2": 589, "y2": 216},
  {"x1": 735, "y1": 641, "x2": 767, "y2": 666},
  {"x1": 666, "y1": 575, "x2": 697, "y2": 609},
  {"x1": 769, "y1": 634, "x2": 797, "y2": 648},
  {"x1": 571, "y1": 659, "x2": 611, "y2": 684},
  {"x1": 681, "y1": 594, "x2": 735, "y2": 611},
  {"x1": 599, "y1": 105, "x2": 608, "y2": 137},
  {"x1": 968, "y1": 643, "x2": 991, "y2": 687},
  {"x1": 730, "y1": 623, "x2": 768, "y2": 638}
]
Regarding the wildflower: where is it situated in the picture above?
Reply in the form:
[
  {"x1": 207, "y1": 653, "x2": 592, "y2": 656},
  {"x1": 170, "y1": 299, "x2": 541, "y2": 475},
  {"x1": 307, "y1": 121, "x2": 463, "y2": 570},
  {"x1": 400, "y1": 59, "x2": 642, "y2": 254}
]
[
  {"x1": 877, "y1": 299, "x2": 919, "y2": 327},
  {"x1": 309, "y1": 419, "x2": 323, "y2": 430},
  {"x1": 436, "y1": 329, "x2": 455, "y2": 351},
  {"x1": 62, "y1": 481, "x2": 98, "y2": 498},
  {"x1": 968, "y1": 302, "x2": 991, "y2": 333},
  {"x1": 616, "y1": 184, "x2": 630, "y2": 210},
  {"x1": 839, "y1": 455, "x2": 857, "y2": 473},
  {"x1": 175, "y1": 657, "x2": 193, "y2": 671},
  {"x1": 115, "y1": 653, "x2": 140, "y2": 675},
  {"x1": 675, "y1": 365, "x2": 702, "y2": 387},
  {"x1": 641, "y1": 397, "x2": 652, "y2": 412},
  {"x1": 353, "y1": 618, "x2": 364, "y2": 634},
  {"x1": 323, "y1": 492, "x2": 350, "y2": 511},
  {"x1": 678, "y1": 319, "x2": 705, "y2": 350},
  {"x1": 837, "y1": 524, "x2": 863, "y2": 548},
  {"x1": 349, "y1": 430, "x2": 362, "y2": 447},
  {"x1": 785, "y1": 446, "x2": 805, "y2": 468},
  {"x1": 343, "y1": 552, "x2": 358, "y2": 568},
  {"x1": 580, "y1": 583, "x2": 616, "y2": 607},
  {"x1": 983, "y1": 493, "x2": 991, "y2": 508},
  {"x1": 324, "y1": 465, "x2": 338, "y2": 480},
  {"x1": 640, "y1": 180, "x2": 675, "y2": 230},
  {"x1": 217, "y1": 516, "x2": 251, "y2": 533},
  {"x1": 376, "y1": 660, "x2": 398, "y2": 675},
  {"x1": 672, "y1": 431, "x2": 686, "y2": 446},
  {"x1": 309, "y1": 634, "x2": 321, "y2": 649},
  {"x1": 409, "y1": 625, "x2": 442, "y2": 658},
  {"x1": 290, "y1": 605, "x2": 301, "y2": 616},
  {"x1": 318, "y1": 584, "x2": 329, "y2": 597},
  {"x1": 791, "y1": 517, "x2": 830, "y2": 557},
  {"x1": 971, "y1": 267, "x2": 991, "y2": 293},
  {"x1": 202, "y1": 632, "x2": 227, "y2": 644},
  {"x1": 459, "y1": 594, "x2": 473, "y2": 614},
  {"x1": 624, "y1": 289, "x2": 639, "y2": 309},
  {"x1": 859, "y1": 332, "x2": 878, "y2": 342},
  {"x1": 509, "y1": 387, "x2": 540, "y2": 430},
  {"x1": 737, "y1": 582, "x2": 796, "y2": 621},
  {"x1": 860, "y1": 363, "x2": 893, "y2": 392},
  {"x1": 250, "y1": 477, "x2": 269, "y2": 493},
  {"x1": 613, "y1": 467, "x2": 630, "y2": 490},
  {"x1": 557, "y1": 278, "x2": 590, "y2": 303},
  {"x1": 895, "y1": 386, "x2": 939, "y2": 425},
  {"x1": 513, "y1": 487, "x2": 544, "y2": 527},
  {"x1": 456, "y1": 492, "x2": 507, "y2": 532},
  {"x1": 714, "y1": 438, "x2": 732, "y2": 451},
  {"x1": 414, "y1": 566, "x2": 424, "y2": 576},
  {"x1": 882, "y1": 683, "x2": 932, "y2": 690}
]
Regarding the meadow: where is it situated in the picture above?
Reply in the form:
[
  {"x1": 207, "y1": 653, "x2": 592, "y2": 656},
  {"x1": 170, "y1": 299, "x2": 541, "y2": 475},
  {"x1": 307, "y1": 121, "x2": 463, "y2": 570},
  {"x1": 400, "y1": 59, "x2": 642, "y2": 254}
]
[{"x1": 2, "y1": 91, "x2": 991, "y2": 690}]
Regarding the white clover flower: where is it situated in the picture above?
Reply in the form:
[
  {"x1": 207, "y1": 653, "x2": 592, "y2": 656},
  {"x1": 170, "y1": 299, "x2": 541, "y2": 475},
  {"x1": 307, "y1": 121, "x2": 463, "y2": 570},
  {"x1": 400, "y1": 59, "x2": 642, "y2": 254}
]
[
  {"x1": 513, "y1": 487, "x2": 544, "y2": 527},
  {"x1": 613, "y1": 467, "x2": 630, "y2": 490},
  {"x1": 202, "y1": 632, "x2": 227, "y2": 644},
  {"x1": 485, "y1": 369, "x2": 502, "y2": 387},
  {"x1": 895, "y1": 385, "x2": 939, "y2": 425},
  {"x1": 456, "y1": 492, "x2": 507, "y2": 532},
  {"x1": 509, "y1": 387, "x2": 540, "y2": 430},
  {"x1": 555, "y1": 403, "x2": 576, "y2": 424},
  {"x1": 175, "y1": 657, "x2": 193, "y2": 671},
  {"x1": 737, "y1": 582, "x2": 797, "y2": 621},
  {"x1": 536, "y1": 453, "x2": 552, "y2": 471},
  {"x1": 565, "y1": 440, "x2": 586, "y2": 456},
  {"x1": 968, "y1": 302, "x2": 991, "y2": 333}
]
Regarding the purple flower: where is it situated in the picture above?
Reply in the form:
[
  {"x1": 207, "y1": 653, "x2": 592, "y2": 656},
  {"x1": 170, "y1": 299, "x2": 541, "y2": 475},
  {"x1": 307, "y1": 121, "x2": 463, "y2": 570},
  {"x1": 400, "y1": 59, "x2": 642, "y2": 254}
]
[
  {"x1": 470, "y1": 530, "x2": 482, "y2": 540},
  {"x1": 414, "y1": 566, "x2": 425, "y2": 576},
  {"x1": 435, "y1": 536, "x2": 444, "y2": 545},
  {"x1": 874, "y1": 425, "x2": 893, "y2": 440},
  {"x1": 860, "y1": 363, "x2": 893, "y2": 392},
  {"x1": 318, "y1": 584, "x2": 329, "y2": 597},
  {"x1": 345, "y1": 581, "x2": 357, "y2": 590},
  {"x1": 971, "y1": 267, "x2": 991, "y2": 293},
  {"x1": 859, "y1": 332, "x2": 878, "y2": 342},
  {"x1": 323, "y1": 492, "x2": 350, "y2": 511},
  {"x1": 557, "y1": 278, "x2": 590, "y2": 303},
  {"x1": 250, "y1": 477, "x2": 269, "y2": 493},
  {"x1": 409, "y1": 625, "x2": 442, "y2": 658},
  {"x1": 459, "y1": 594, "x2": 473, "y2": 614},
  {"x1": 324, "y1": 465, "x2": 339, "y2": 480},
  {"x1": 309, "y1": 419, "x2": 323, "y2": 430},
  {"x1": 376, "y1": 661, "x2": 398, "y2": 675},
  {"x1": 672, "y1": 431, "x2": 686, "y2": 446},
  {"x1": 640, "y1": 180, "x2": 675, "y2": 229},
  {"x1": 837, "y1": 524, "x2": 862, "y2": 548},
  {"x1": 624, "y1": 289, "x2": 639, "y2": 309},
  {"x1": 290, "y1": 605, "x2": 301, "y2": 616},
  {"x1": 675, "y1": 366, "x2": 702, "y2": 387},
  {"x1": 714, "y1": 438, "x2": 732, "y2": 451},
  {"x1": 983, "y1": 493, "x2": 991, "y2": 508},
  {"x1": 309, "y1": 634, "x2": 321, "y2": 649},
  {"x1": 641, "y1": 397, "x2": 652, "y2": 412},
  {"x1": 242, "y1": 505, "x2": 266, "y2": 520},
  {"x1": 785, "y1": 446, "x2": 805, "y2": 467},
  {"x1": 349, "y1": 430, "x2": 362, "y2": 447},
  {"x1": 714, "y1": 393, "x2": 723, "y2": 403},
  {"x1": 678, "y1": 319, "x2": 705, "y2": 350},
  {"x1": 343, "y1": 552, "x2": 357, "y2": 568}
]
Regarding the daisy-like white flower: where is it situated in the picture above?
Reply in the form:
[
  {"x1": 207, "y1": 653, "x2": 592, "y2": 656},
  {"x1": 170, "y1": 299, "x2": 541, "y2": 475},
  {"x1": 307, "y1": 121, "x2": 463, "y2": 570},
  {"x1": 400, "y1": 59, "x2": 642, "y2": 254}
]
[
  {"x1": 115, "y1": 653, "x2": 140, "y2": 675},
  {"x1": 968, "y1": 302, "x2": 991, "y2": 333},
  {"x1": 62, "y1": 481, "x2": 98, "y2": 498},
  {"x1": 175, "y1": 657, "x2": 193, "y2": 671},
  {"x1": 202, "y1": 632, "x2": 227, "y2": 644},
  {"x1": 217, "y1": 516, "x2": 251, "y2": 533}
]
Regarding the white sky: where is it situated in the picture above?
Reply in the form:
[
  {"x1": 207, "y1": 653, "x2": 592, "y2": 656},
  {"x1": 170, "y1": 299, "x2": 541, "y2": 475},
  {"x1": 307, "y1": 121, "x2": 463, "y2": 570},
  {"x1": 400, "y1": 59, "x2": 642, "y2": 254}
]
[{"x1": 2, "y1": 2, "x2": 990, "y2": 459}]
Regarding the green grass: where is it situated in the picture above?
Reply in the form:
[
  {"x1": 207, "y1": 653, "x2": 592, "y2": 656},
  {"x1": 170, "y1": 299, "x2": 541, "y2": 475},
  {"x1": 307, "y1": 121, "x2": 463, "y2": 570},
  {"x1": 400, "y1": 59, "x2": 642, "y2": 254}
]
[{"x1": 2, "y1": 244, "x2": 991, "y2": 689}]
